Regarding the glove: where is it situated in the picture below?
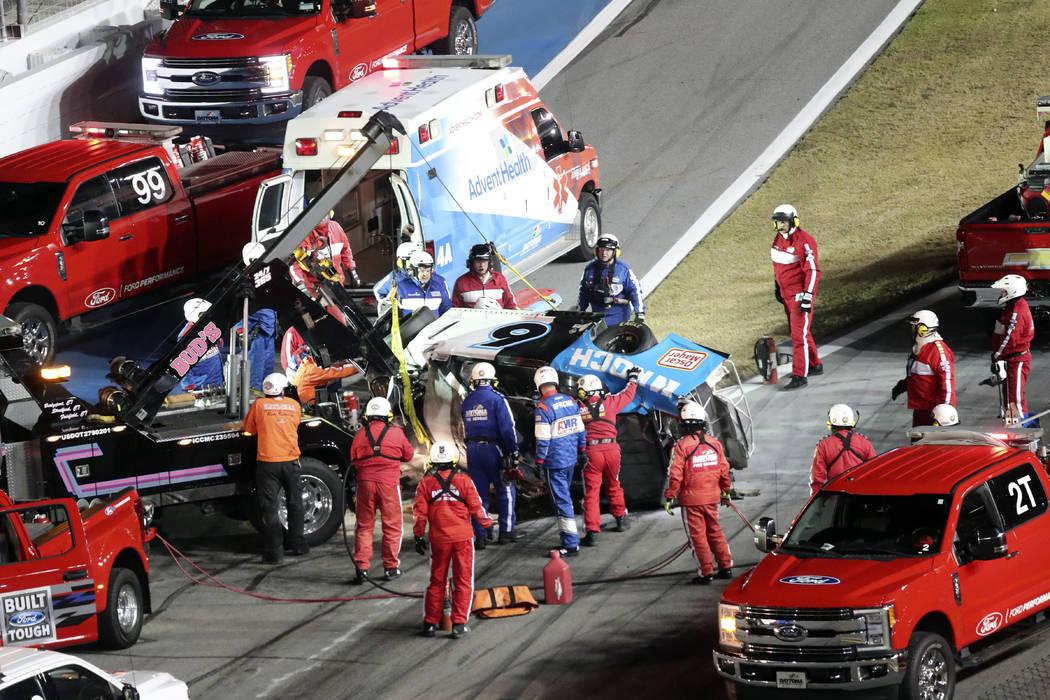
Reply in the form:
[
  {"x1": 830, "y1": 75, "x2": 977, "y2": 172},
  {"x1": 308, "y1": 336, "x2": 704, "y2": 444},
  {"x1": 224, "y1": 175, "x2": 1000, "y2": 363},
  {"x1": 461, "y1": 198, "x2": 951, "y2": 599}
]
[
  {"x1": 414, "y1": 536, "x2": 428, "y2": 555},
  {"x1": 774, "y1": 283, "x2": 784, "y2": 304},
  {"x1": 720, "y1": 490, "x2": 732, "y2": 507},
  {"x1": 891, "y1": 379, "x2": 907, "y2": 401},
  {"x1": 349, "y1": 269, "x2": 362, "y2": 287},
  {"x1": 795, "y1": 291, "x2": 813, "y2": 313},
  {"x1": 578, "y1": 450, "x2": 589, "y2": 469},
  {"x1": 663, "y1": 498, "x2": 674, "y2": 516},
  {"x1": 626, "y1": 366, "x2": 641, "y2": 383}
]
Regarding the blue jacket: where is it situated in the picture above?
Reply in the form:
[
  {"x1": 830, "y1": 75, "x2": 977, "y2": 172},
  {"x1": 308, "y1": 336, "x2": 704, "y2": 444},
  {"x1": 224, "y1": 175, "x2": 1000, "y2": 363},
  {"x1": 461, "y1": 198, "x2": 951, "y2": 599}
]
[
  {"x1": 462, "y1": 385, "x2": 519, "y2": 453},
  {"x1": 375, "y1": 271, "x2": 451, "y2": 317},
  {"x1": 534, "y1": 391, "x2": 585, "y2": 468},
  {"x1": 234, "y1": 308, "x2": 277, "y2": 391},
  {"x1": 578, "y1": 259, "x2": 645, "y2": 326}
]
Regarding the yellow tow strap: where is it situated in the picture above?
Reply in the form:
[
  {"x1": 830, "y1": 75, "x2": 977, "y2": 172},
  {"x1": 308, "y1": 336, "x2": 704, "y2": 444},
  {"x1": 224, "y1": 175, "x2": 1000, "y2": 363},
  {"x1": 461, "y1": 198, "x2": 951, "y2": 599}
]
[
  {"x1": 492, "y1": 246, "x2": 558, "y2": 311},
  {"x1": 389, "y1": 280, "x2": 431, "y2": 448}
]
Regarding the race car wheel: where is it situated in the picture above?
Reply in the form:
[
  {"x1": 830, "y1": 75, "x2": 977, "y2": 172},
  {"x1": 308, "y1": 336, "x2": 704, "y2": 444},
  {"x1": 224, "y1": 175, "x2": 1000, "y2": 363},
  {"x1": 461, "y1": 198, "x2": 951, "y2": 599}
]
[
  {"x1": 99, "y1": 567, "x2": 144, "y2": 649},
  {"x1": 593, "y1": 321, "x2": 656, "y2": 355},
  {"x1": 901, "y1": 631, "x2": 955, "y2": 700},
  {"x1": 568, "y1": 192, "x2": 601, "y2": 261},
  {"x1": 278, "y1": 457, "x2": 345, "y2": 547},
  {"x1": 7, "y1": 302, "x2": 57, "y2": 366},
  {"x1": 302, "y1": 76, "x2": 332, "y2": 110},
  {"x1": 434, "y1": 6, "x2": 477, "y2": 55}
]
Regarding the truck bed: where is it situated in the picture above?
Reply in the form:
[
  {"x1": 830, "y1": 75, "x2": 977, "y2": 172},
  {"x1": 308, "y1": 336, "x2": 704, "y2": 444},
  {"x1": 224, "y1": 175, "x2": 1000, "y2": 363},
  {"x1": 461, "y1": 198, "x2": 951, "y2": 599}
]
[{"x1": 180, "y1": 148, "x2": 282, "y2": 199}]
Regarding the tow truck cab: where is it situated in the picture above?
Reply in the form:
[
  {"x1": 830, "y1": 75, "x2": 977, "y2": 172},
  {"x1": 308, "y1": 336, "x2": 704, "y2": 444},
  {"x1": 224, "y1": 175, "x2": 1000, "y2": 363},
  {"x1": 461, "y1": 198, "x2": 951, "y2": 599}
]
[{"x1": 715, "y1": 429, "x2": 1050, "y2": 700}]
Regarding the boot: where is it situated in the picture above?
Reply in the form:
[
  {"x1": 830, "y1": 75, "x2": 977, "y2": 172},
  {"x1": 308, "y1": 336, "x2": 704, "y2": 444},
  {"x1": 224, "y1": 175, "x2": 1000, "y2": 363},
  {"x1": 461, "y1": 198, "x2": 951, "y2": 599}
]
[
  {"x1": 783, "y1": 375, "x2": 808, "y2": 391},
  {"x1": 580, "y1": 531, "x2": 598, "y2": 547},
  {"x1": 451, "y1": 623, "x2": 470, "y2": 639},
  {"x1": 474, "y1": 535, "x2": 487, "y2": 551},
  {"x1": 384, "y1": 567, "x2": 402, "y2": 581},
  {"x1": 809, "y1": 364, "x2": 824, "y2": 376},
  {"x1": 497, "y1": 530, "x2": 519, "y2": 544},
  {"x1": 613, "y1": 514, "x2": 631, "y2": 532},
  {"x1": 692, "y1": 574, "x2": 714, "y2": 585},
  {"x1": 716, "y1": 567, "x2": 733, "y2": 579},
  {"x1": 351, "y1": 568, "x2": 368, "y2": 585},
  {"x1": 486, "y1": 525, "x2": 495, "y2": 542},
  {"x1": 421, "y1": 622, "x2": 437, "y2": 638}
]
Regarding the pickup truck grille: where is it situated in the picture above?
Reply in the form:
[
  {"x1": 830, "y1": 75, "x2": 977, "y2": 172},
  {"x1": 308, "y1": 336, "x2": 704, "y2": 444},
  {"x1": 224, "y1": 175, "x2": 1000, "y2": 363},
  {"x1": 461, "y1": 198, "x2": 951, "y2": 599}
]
[
  {"x1": 164, "y1": 88, "x2": 262, "y2": 103},
  {"x1": 744, "y1": 644, "x2": 856, "y2": 662},
  {"x1": 743, "y1": 606, "x2": 855, "y2": 620},
  {"x1": 162, "y1": 56, "x2": 258, "y2": 68},
  {"x1": 735, "y1": 605, "x2": 890, "y2": 654}
]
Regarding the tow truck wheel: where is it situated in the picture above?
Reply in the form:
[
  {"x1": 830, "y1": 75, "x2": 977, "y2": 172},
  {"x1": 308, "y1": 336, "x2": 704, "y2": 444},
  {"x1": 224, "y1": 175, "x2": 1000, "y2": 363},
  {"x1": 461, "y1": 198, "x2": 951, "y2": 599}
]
[
  {"x1": 7, "y1": 302, "x2": 56, "y2": 366},
  {"x1": 901, "y1": 631, "x2": 955, "y2": 700},
  {"x1": 302, "y1": 76, "x2": 332, "y2": 110},
  {"x1": 278, "y1": 457, "x2": 345, "y2": 547},
  {"x1": 568, "y1": 192, "x2": 601, "y2": 261},
  {"x1": 435, "y1": 6, "x2": 477, "y2": 55},
  {"x1": 99, "y1": 567, "x2": 143, "y2": 649}
]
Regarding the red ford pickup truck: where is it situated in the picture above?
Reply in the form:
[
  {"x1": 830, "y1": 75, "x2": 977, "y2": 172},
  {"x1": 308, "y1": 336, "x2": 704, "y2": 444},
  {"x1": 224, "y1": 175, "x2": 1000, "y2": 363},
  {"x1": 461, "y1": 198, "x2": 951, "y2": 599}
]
[
  {"x1": 0, "y1": 487, "x2": 155, "y2": 650},
  {"x1": 140, "y1": 0, "x2": 493, "y2": 126},
  {"x1": 958, "y1": 95, "x2": 1050, "y2": 307},
  {"x1": 0, "y1": 121, "x2": 280, "y2": 364},
  {"x1": 715, "y1": 429, "x2": 1050, "y2": 700}
]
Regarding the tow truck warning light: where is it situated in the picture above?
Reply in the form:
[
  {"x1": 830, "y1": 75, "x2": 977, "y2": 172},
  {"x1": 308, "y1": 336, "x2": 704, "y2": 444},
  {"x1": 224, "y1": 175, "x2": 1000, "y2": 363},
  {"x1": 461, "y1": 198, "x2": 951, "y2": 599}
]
[
  {"x1": 39, "y1": 365, "x2": 70, "y2": 381},
  {"x1": 295, "y1": 138, "x2": 318, "y2": 156},
  {"x1": 70, "y1": 121, "x2": 182, "y2": 141},
  {"x1": 337, "y1": 110, "x2": 363, "y2": 118}
]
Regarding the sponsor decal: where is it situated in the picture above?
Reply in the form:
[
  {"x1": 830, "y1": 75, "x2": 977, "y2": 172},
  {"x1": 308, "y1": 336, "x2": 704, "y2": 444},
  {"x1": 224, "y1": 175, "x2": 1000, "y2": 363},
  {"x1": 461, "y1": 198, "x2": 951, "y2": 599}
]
[
  {"x1": 254, "y1": 266, "x2": 272, "y2": 288},
  {"x1": 372, "y1": 73, "x2": 446, "y2": 112},
  {"x1": 773, "y1": 624, "x2": 807, "y2": 642},
  {"x1": 44, "y1": 397, "x2": 88, "y2": 422},
  {"x1": 85, "y1": 288, "x2": 115, "y2": 308},
  {"x1": 123, "y1": 266, "x2": 184, "y2": 294},
  {"x1": 778, "y1": 575, "x2": 841, "y2": 585},
  {"x1": 170, "y1": 321, "x2": 222, "y2": 378},
  {"x1": 566, "y1": 348, "x2": 682, "y2": 400},
  {"x1": 657, "y1": 348, "x2": 708, "y2": 372},
  {"x1": 467, "y1": 152, "x2": 533, "y2": 200},
  {"x1": 977, "y1": 612, "x2": 1003, "y2": 636},
  {"x1": 175, "y1": 431, "x2": 240, "y2": 445},
  {"x1": 192, "y1": 32, "x2": 244, "y2": 40},
  {"x1": 1006, "y1": 590, "x2": 1050, "y2": 622},
  {"x1": 105, "y1": 506, "x2": 114, "y2": 516},
  {"x1": 350, "y1": 62, "x2": 369, "y2": 81},
  {"x1": 192, "y1": 71, "x2": 221, "y2": 86},
  {"x1": 0, "y1": 588, "x2": 56, "y2": 646}
]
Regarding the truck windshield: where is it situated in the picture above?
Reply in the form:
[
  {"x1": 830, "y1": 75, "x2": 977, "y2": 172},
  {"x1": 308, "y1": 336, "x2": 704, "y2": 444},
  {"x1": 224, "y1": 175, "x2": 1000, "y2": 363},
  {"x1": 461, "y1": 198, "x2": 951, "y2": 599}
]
[
  {"x1": 185, "y1": 0, "x2": 320, "y2": 17},
  {"x1": 0, "y1": 181, "x2": 66, "y2": 237},
  {"x1": 782, "y1": 492, "x2": 951, "y2": 558}
]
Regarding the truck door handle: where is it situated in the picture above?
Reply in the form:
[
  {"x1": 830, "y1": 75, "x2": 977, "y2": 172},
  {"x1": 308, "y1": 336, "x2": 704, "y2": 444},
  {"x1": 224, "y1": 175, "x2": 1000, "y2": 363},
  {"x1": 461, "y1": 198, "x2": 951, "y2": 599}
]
[
  {"x1": 119, "y1": 234, "x2": 133, "y2": 241},
  {"x1": 1007, "y1": 550, "x2": 1020, "y2": 559},
  {"x1": 174, "y1": 215, "x2": 189, "y2": 223},
  {"x1": 62, "y1": 568, "x2": 88, "y2": 581}
]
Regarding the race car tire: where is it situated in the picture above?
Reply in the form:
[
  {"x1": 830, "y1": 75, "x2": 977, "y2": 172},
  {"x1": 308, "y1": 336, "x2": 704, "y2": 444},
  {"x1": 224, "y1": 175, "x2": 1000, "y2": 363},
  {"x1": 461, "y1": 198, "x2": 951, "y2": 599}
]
[
  {"x1": 433, "y1": 5, "x2": 477, "y2": 55},
  {"x1": 901, "y1": 631, "x2": 955, "y2": 700},
  {"x1": 593, "y1": 321, "x2": 656, "y2": 355},
  {"x1": 568, "y1": 191, "x2": 601, "y2": 262},
  {"x1": 302, "y1": 76, "x2": 332, "y2": 110},
  {"x1": 7, "y1": 301, "x2": 57, "y2": 366},
  {"x1": 99, "y1": 567, "x2": 144, "y2": 649}
]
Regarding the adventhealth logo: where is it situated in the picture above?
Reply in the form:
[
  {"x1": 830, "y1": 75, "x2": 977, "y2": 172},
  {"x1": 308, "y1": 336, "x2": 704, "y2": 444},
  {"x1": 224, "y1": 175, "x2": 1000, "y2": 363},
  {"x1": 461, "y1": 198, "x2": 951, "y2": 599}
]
[{"x1": 467, "y1": 151, "x2": 532, "y2": 200}]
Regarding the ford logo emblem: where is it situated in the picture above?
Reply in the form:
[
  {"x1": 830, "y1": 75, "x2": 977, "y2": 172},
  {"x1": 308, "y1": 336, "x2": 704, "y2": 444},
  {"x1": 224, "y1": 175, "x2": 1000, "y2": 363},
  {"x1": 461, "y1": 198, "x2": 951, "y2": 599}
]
[
  {"x1": 773, "y1": 624, "x2": 807, "y2": 642},
  {"x1": 350, "y1": 62, "x2": 368, "y2": 81},
  {"x1": 976, "y1": 612, "x2": 1003, "y2": 636},
  {"x1": 191, "y1": 32, "x2": 244, "y2": 40},
  {"x1": 10, "y1": 611, "x2": 45, "y2": 627},
  {"x1": 84, "y1": 287, "x2": 115, "y2": 308},
  {"x1": 192, "y1": 71, "x2": 221, "y2": 86},
  {"x1": 779, "y1": 575, "x2": 841, "y2": 585}
]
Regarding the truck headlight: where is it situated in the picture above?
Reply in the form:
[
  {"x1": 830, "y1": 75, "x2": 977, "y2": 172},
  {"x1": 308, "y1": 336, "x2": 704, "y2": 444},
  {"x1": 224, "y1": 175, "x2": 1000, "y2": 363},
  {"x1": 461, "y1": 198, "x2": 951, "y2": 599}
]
[
  {"x1": 719, "y1": 603, "x2": 742, "y2": 650},
  {"x1": 142, "y1": 57, "x2": 163, "y2": 95},
  {"x1": 260, "y1": 55, "x2": 292, "y2": 93},
  {"x1": 856, "y1": 606, "x2": 894, "y2": 650}
]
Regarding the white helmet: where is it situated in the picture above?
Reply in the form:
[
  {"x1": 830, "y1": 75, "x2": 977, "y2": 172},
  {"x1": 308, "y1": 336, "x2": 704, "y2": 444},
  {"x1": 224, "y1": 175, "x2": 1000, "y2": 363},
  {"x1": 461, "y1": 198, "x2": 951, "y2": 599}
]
[
  {"x1": 827, "y1": 403, "x2": 856, "y2": 429},
  {"x1": 396, "y1": 241, "x2": 422, "y2": 266},
  {"x1": 428, "y1": 440, "x2": 459, "y2": 469},
  {"x1": 262, "y1": 372, "x2": 288, "y2": 396},
  {"x1": 932, "y1": 404, "x2": 959, "y2": 427},
  {"x1": 408, "y1": 250, "x2": 434, "y2": 280},
  {"x1": 991, "y1": 274, "x2": 1027, "y2": 304},
  {"x1": 183, "y1": 298, "x2": 211, "y2": 324},
  {"x1": 470, "y1": 362, "x2": 496, "y2": 388},
  {"x1": 595, "y1": 233, "x2": 620, "y2": 250},
  {"x1": 576, "y1": 374, "x2": 604, "y2": 399},
  {"x1": 680, "y1": 401, "x2": 707, "y2": 423},
  {"x1": 534, "y1": 366, "x2": 559, "y2": 390},
  {"x1": 474, "y1": 296, "x2": 500, "y2": 310},
  {"x1": 364, "y1": 396, "x2": 392, "y2": 420},
  {"x1": 771, "y1": 204, "x2": 798, "y2": 224},
  {"x1": 908, "y1": 310, "x2": 939, "y2": 337}
]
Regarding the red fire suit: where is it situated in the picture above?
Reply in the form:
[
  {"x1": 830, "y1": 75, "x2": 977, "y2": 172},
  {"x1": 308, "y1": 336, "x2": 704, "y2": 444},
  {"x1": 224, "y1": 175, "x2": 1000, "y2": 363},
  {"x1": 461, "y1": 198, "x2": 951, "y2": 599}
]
[
  {"x1": 992, "y1": 297, "x2": 1034, "y2": 416},
  {"x1": 906, "y1": 335, "x2": 955, "y2": 426},
  {"x1": 451, "y1": 269, "x2": 518, "y2": 309},
  {"x1": 350, "y1": 419, "x2": 414, "y2": 572},
  {"x1": 810, "y1": 429, "x2": 876, "y2": 495},
  {"x1": 577, "y1": 380, "x2": 637, "y2": 533},
  {"x1": 299, "y1": 221, "x2": 356, "y2": 286},
  {"x1": 413, "y1": 469, "x2": 492, "y2": 625},
  {"x1": 771, "y1": 227, "x2": 821, "y2": 378},
  {"x1": 664, "y1": 432, "x2": 733, "y2": 577}
]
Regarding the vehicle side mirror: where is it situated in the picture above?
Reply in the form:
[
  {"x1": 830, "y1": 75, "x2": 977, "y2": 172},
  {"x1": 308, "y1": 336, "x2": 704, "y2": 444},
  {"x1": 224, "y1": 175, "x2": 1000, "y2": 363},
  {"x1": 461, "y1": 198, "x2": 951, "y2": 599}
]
[
  {"x1": 159, "y1": 0, "x2": 181, "y2": 20},
  {"x1": 969, "y1": 527, "x2": 1008, "y2": 560},
  {"x1": 350, "y1": 0, "x2": 377, "y2": 18},
  {"x1": 82, "y1": 210, "x2": 110, "y2": 242},
  {"x1": 754, "y1": 516, "x2": 780, "y2": 553},
  {"x1": 122, "y1": 684, "x2": 141, "y2": 700},
  {"x1": 567, "y1": 130, "x2": 585, "y2": 153}
]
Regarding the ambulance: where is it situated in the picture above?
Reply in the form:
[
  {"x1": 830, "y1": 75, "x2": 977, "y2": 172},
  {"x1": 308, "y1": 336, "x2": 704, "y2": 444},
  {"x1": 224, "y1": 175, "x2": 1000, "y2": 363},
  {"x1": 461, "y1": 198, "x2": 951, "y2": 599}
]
[{"x1": 251, "y1": 55, "x2": 602, "y2": 299}]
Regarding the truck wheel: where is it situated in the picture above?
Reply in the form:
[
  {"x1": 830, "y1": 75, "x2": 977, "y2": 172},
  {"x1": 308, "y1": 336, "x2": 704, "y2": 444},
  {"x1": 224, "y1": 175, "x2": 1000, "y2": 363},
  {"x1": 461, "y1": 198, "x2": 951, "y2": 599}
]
[
  {"x1": 99, "y1": 567, "x2": 144, "y2": 649},
  {"x1": 279, "y1": 457, "x2": 345, "y2": 547},
  {"x1": 7, "y1": 302, "x2": 57, "y2": 366},
  {"x1": 302, "y1": 76, "x2": 332, "y2": 110},
  {"x1": 434, "y1": 6, "x2": 477, "y2": 55},
  {"x1": 901, "y1": 631, "x2": 955, "y2": 700},
  {"x1": 567, "y1": 191, "x2": 601, "y2": 262}
]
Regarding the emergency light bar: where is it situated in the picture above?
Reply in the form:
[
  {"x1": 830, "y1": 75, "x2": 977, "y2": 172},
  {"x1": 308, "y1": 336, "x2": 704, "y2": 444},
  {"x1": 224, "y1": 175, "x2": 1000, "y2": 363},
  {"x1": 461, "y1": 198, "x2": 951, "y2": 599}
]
[
  {"x1": 381, "y1": 54, "x2": 511, "y2": 70},
  {"x1": 70, "y1": 121, "x2": 182, "y2": 141},
  {"x1": 907, "y1": 427, "x2": 1044, "y2": 450}
]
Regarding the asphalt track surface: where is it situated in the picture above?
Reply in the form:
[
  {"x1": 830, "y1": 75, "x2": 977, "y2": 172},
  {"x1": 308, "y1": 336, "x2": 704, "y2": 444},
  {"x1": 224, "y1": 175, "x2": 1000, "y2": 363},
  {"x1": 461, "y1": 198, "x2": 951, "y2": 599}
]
[{"x1": 65, "y1": 1, "x2": 1050, "y2": 698}]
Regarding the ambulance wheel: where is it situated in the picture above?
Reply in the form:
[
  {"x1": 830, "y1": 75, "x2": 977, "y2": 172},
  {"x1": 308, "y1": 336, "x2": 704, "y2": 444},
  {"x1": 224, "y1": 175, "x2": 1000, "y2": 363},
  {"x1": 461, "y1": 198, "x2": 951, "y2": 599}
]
[
  {"x1": 568, "y1": 192, "x2": 601, "y2": 261},
  {"x1": 99, "y1": 567, "x2": 144, "y2": 649},
  {"x1": 435, "y1": 6, "x2": 477, "y2": 55},
  {"x1": 594, "y1": 321, "x2": 656, "y2": 355},
  {"x1": 302, "y1": 76, "x2": 332, "y2": 110},
  {"x1": 278, "y1": 457, "x2": 345, "y2": 547},
  {"x1": 901, "y1": 632, "x2": 955, "y2": 700},
  {"x1": 7, "y1": 302, "x2": 56, "y2": 366}
]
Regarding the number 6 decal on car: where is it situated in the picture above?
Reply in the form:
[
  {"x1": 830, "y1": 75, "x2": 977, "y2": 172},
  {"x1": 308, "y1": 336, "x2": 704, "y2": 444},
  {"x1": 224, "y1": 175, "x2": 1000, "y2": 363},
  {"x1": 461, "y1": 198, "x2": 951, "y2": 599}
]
[{"x1": 472, "y1": 321, "x2": 550, "y2": 350}]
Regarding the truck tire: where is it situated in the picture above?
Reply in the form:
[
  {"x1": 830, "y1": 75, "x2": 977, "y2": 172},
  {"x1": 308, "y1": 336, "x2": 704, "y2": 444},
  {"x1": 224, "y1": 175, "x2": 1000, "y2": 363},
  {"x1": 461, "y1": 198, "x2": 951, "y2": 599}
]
[
  {"x1": 7, "y1": 302, "x2": 57, "y2": 366},
  {"x1": 434, "y1": 6, "x2": 477, "y2": 55},
  {"x1": 283, "y1": 457, "x2": 345, "y2": 547},
  {"x1": 901, "y1": 631, "x2": 955, "y2": 700},
  {"x1": 99, "y1": 567, "x2": 144, "y2": 649},
  {"x1": 302, "y1": 76, "x2": 332, "y2": 111},
  {"x1": 568, "y1": 191, "x2": 601, "y2": 261}
]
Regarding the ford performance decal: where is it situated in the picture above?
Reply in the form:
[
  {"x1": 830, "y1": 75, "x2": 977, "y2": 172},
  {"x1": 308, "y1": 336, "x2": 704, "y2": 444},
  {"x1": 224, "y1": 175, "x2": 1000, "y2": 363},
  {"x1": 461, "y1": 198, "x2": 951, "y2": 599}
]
[
  {"x1": 779, "y1": 575, "x2": 841, "y2": 585},
  {"x1": 192, "y1": 33, "x2": 244, "y2": 40}
]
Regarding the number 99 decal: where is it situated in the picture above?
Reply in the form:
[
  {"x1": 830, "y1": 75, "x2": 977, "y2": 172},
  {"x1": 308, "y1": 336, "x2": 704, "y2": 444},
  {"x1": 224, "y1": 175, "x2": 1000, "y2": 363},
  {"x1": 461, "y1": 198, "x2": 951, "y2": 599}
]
[
  {"x1": 131, "y1": 167, "x2": 167, "y2": 205},
  {"x1": 471, "y1": 321, "x2": 550, "y2": 350}
]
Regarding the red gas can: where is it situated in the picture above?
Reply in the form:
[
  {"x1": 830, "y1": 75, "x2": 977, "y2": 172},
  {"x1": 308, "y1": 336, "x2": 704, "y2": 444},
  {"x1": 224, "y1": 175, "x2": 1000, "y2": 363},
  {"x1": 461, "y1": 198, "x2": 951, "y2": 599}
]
[{"x1": 543, "y1": 549, "x2": 573, "y2": 604}]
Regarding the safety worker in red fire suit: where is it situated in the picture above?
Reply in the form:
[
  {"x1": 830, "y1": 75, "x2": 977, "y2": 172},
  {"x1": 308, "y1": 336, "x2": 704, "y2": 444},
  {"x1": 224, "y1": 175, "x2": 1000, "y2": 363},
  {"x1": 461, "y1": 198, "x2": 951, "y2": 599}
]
[
  {"x1": 293, "y1": 211, "x2": 360, "y2": 295},
  {"x1": 534, "y1": 366, "x2": 586, "y2": 555},
  {"x1": 990, "y1": 274, "x2": 1035, "y2": 424},
  {"x1": 770, "y1": 204, "x2": 822, "y2": 390},
  {"x1": 349, "y1": 396, "x2": 414, "y2": 584},
  {"x1": 891, "y1": 310, "x2": 955, "y2": 427},
  {"x1": 663, "y1": 401, "x2": 733, "y2": 584},
  {"x1": 413, "y1": 441, "x2": 492, "y2": 640},
  {"x1": 810, "y1": 403, "x2": 876, "y2": 496},
  {"x1": 576, "y1": 368, "x2": 641, "y2": 546},
  {"x1": 452, "y1": 243, "x2": 518, "y2": 309},
  {"x1": 243, "y1": 373, "x2": 306, "y2": 565}
]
